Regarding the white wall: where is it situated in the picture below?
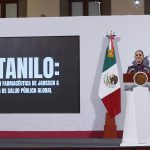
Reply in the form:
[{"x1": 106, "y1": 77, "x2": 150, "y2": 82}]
[
  {"x1": 0, "y1": 16, "x2": 149, "y2": 131},
  {"x1": 111, "y1": 0, "x2": 144, "y2": 15},
  {"x1": 27, "y1": 0, "x2": 60, "y2": 17}
]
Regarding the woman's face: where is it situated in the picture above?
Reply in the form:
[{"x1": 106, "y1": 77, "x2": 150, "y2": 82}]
[{"x1": 134, "y1": 50, "x2": 144, "y2": 65}]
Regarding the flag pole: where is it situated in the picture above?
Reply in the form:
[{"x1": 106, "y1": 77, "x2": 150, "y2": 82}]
[
  {"x1": 104, "y1": 113, "x2": 117, "y2": 138},
  {"x1": 103, "y1": 31, "x2": 119, "y2": 138}
]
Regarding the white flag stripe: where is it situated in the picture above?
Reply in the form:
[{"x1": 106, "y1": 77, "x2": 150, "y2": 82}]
[
  {"x1": 109, "y1": 39, "x2": 111, "y2": 49},
  {"x1": 99, "y1": 64, "x2": 120, "y2": 99}
]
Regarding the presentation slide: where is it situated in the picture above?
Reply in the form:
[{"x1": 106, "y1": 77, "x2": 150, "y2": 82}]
[{"x1": 0, "y1": 36, "x2": 80, "y2": 113}]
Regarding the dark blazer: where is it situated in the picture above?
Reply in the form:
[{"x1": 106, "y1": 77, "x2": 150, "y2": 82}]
[{"x1": 127, "y1": 64, "x2": 150, "y2": 73}]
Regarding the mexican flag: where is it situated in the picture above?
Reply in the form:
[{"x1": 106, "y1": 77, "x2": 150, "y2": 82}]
[{"x1": 99, "y1": 33, "x2": 121, "y2": 118}]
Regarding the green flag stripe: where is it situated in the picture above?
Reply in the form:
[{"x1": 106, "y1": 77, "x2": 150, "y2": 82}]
[{"x1": 102, "y1": 46, "x2": 116, "y2": 72}]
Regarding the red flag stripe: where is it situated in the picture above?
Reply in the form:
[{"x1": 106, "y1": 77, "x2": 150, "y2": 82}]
[
  {"x1": 0, "y1": 131, "x2": 123, "y2": 138},
  {"x1": 102, "y1": 88, "x2": 121, "y2": 118}
]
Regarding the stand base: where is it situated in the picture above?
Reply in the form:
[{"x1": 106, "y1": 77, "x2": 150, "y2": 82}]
[
  {"x1": 120, "y1": 142, "x2": 150, "y2": 146},
  {"x1": 121, "y1": 87, "x2": 150, "y2": 146}
]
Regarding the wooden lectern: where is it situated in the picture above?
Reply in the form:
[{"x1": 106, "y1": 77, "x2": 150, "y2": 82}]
[
  {"x1": 123, "y1": 73, "x2": 150, "y2": 83},
  {"x1": 121, "y1": 72, "x2": 150, "y2": 146}
]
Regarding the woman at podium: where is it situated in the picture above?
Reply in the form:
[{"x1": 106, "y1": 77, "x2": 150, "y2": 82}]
[
  {"x1": 121, "y1": 50, "x2": 150, "y2": 146},
  {"x1": 127, "y1": 50, "x2": 150, "y2": 73}
]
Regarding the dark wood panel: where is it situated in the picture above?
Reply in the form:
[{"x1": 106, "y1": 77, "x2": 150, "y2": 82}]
[
  {"x1": 123, "y1": 73, "x2": 150, "y2": 83},
  {"x1": 101, "y1": 0, "x2": 111, "y2": 15},
  {"x1": 60, "y1": 0, "x2": 69, "y2": 16},
  {"x1": 18, "y1": 0, "x2": 27, "y2": 17},
  {"x1": 144, "y1": 0, "x2": 150, "y2": 14}
]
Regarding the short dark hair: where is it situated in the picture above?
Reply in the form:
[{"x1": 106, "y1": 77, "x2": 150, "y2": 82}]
[{"x1": 135, "y1": 50, "x2": 144, "y2": 56}]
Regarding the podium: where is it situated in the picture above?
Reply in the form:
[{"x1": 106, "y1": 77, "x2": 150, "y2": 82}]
[{"x1": 121, "y1": 73, "x2": 150, "y2": 146}]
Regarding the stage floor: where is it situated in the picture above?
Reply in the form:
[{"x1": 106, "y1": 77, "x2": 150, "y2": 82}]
[{"x1": 0, "y1": 138, "x2": 123, "y2": 148}]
